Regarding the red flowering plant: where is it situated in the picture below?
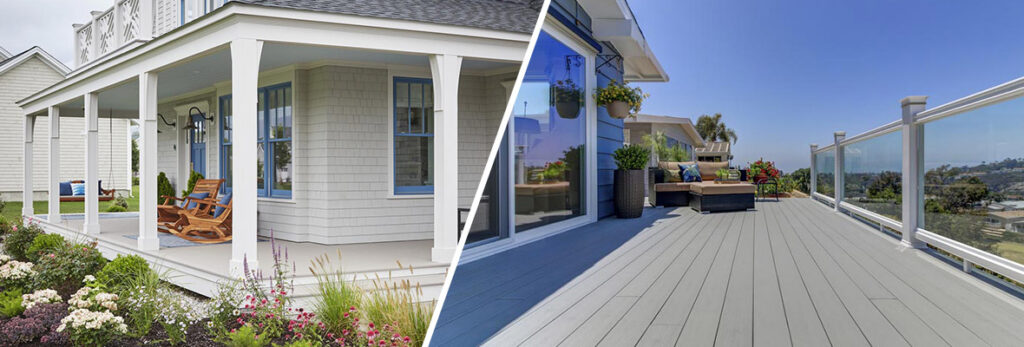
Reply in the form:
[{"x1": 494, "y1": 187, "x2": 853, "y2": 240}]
[{"x1": 748, "y1": 158, "x2": 780, "y2": 182}]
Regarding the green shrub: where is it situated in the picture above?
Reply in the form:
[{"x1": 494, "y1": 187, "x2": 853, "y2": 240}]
[
  {"x1": 220, "y1": 324, "x2": 268, "y2": 347},
  {"x1": 96, "y1": 254, "x2": 151, "y2": 293},
  {"x1": 157, "y1": 172, "x2": 175, "y2": 204},
  {"x1": 112, "y1": 194, "x2": 129, "y2": 210},
  {"x1": 105, "y1": 205, "x2": 128, "y2": 213},
  {"x1": 0, "y1": 215, "x2": 13, "y2": 239},
  {"x1": 0, "y1": 197, "x2": 6, "y2": 215},
  {"x1": 612, "y1": 144, "x2": 651, "y2": 170},
  {"x1": 25, "y1": 234, "x2": 66, "y2": 263},
  {"x1": 182, "y1": 170, "x2": 204, "y2": 197},
  {"x1": 0, "y1": 289, "x2": 24, "y2": 318},
  {"x1": 132, "y1": 176, "x2": 140, "y2": 186},
  {"x1": 3, "y1": 222, "x2": 43, "y2": 262},
  {"x1": 33, "y1": 243, "x2": 106, "y2": 297}
]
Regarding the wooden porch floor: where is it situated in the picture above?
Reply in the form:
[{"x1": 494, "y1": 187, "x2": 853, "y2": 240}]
[{"x1": 433, "y1": 199, "x2": 1024, "y2": 346}]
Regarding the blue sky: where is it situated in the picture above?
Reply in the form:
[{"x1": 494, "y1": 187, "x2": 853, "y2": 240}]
[{"x1": 629, "y1": 0, "x2": 1024, "y2": 172}]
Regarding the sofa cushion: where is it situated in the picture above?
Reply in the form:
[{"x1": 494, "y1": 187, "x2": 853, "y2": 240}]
[
  {"x1": 680, "y1": 163, "x2": 701, "y2": 182},
  {"x1": 184, "y1": 192, "x2": 210, "y2": 209},
  {"x1": 697, "y1": 161, "x2": 729, "y2": 181},
  {"x1": 658, "y1": 161, "x2": 695, "y2": 171},
  {"x1": 213, "y1": 192, "x2": 232, "y2": 218},
  {"x1": 654, "y1": 183, "x2": 691, "y2": 192},
  {"x1": 664, "y1": 169, "x2": 682, "y2": 182},
  {"x1": 59, "y1": 182, "x2": 73, "y2": 196},
  {"x1": 690, "y1": 182, "x2": 755, "y2": 195}
]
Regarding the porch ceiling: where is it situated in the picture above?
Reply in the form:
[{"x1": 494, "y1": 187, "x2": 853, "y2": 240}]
[{"x1": 48, "y1": 42, "x2": 515, "y2": 118}]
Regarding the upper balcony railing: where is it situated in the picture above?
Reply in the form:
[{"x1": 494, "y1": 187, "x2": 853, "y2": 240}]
[
  {"x1": 810, "y1": 77, "x2": 1024, "y2": 294},
  {"x1": 73, "y1": 0, "x2": 226, "y2": 68}
]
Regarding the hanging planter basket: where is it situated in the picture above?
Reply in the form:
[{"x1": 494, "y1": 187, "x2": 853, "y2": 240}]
[
  {"x1": 555, "y1": 100, "x2": 581, "y2": 119},
  {"x1": 607, "y1": 101, "x2": 630, "y2": 119}
]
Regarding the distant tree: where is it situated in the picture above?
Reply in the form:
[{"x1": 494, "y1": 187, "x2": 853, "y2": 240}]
[
  {"x1": 642, "y1": 131, "x2": 691, "y2": 162},
  {"x1": 131, "y1": 139, "x2": 139, "y2": 174},
  {"x1": 788, "y1": 168, "x2": 810, "y2": 193},
  {"x1": 696, "y1": 113, "x2": 738, "y2": 144},
  {"x1": 867, "y1": 171, "x2": 901, "y2": 201}
]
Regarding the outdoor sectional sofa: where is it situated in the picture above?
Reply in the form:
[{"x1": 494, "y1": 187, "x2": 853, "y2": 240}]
[{"x1": 649, "y1": 161, "x2": 755, "y2": 213}]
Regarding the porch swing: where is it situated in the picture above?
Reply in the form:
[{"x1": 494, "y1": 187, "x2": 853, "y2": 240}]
[{"x1": 58, "y1": 115, "x2": 117, "y2": 202}]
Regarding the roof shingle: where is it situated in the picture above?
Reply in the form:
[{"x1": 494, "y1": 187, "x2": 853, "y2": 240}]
[{"x1": 233, "y1": 0, "x2": 541, "y2": 33}]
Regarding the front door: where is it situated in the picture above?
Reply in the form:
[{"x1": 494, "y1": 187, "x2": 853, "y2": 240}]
[{"x1": 189, "y1": 113, "x2": 206, "y2": 176}]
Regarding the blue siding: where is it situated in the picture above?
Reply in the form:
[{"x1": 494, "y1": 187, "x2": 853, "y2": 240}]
[{"x1": 595, "y1": 57, "x2": 625, "y2": 219}]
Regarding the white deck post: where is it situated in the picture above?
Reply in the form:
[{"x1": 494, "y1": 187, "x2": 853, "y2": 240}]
[
  {"x1": 84, "y1": 92, "x2": 100, "y2": 234},
  {"x1": 48, "y1": 106, "x2": 61, "y2": 223},
  {"x1": 833, "y1": 131, "x2": 845, "y2": 212},
  {"x1": 901, "y1": 96, "x2": 927, "y2": 249},
  {"x1": 138, "y1": 72, "x2": 159, "y2": 250},
  {"x1": 429, "y1": 54, "x2": 462, "y2": 263},
  {"x1": 22, "y1": 115, "x2": 35, "y2": 217},
  {"x1": 229, "y1": 38, "x2": 263, "y2": 276},
  {"x1": 809, "y1": 144, "x2": 818, "y2": 196}
]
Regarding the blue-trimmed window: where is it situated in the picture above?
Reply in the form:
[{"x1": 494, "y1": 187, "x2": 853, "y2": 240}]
[
  {"x1": 393, "y1": 77, "x2": 434, "y2": 195},
  {"x1": 219, "y1": 82, "x2": 293, "y2": 198}
]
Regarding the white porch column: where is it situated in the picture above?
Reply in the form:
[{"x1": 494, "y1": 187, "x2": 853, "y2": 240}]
[
  {"x1": 48, "y1": 106, "x2": 61, "y2": 222},
  {"x1": 833, "y1": 131, "x2": 845, "y2": 213},
  {"x1": 429, "y1": 54, "x2": 462, "y2": 262},
  {"x1": 138, "y1": 72, "x2": 160, "y2": 250},
  {"x1": 900, "y1": 96, "x2": 927, "y2": 249},
  {"x1": 809, "y1": 144, "x2": 818, "y2": 196},
  {"x1": 22, "y1": 115, "x2": 35, "y2": 217},
  {"x1": 229, "y1": 38, "x2": 263, "y2": 276},
  {"x1": 84, "y1": 92, "x2": 100, "y2": 234}
]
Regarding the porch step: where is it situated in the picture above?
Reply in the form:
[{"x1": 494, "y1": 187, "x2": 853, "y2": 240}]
[{"x1": 287, "y1": 270, "x2": 449, "y2": 308}]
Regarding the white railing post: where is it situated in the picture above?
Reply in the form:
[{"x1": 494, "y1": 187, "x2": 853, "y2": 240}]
[
  {"x1": 139, "y1": 0, "x2": 154, "y2": 40},
  {"x1": 90, "y1": 11, "x2": 102, "y2": 61},
  {"x1": 72, "y1": 24, "x2": 83, "y2": 67},
  {"x1": 901, "y1": 96, "x2": 927, "y2": 249},
  {"x1": 809, "y1": 144, "x2": 818, "y2": 196},
  {"x1": 833, "y1": 132, "x2": 845, "y2": 212},
  {"x1": 113, "y1": 0, "x2": 123, "y2": 46}
]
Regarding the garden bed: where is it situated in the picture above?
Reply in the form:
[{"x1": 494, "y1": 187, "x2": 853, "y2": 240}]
[{"x1": 0, "y1": 218, "x2": 431, "y2": 347}]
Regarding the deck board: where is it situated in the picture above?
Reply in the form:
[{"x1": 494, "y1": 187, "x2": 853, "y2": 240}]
[{"x1": 433, "y1": 198, "x2": 1024, "y2": 346}]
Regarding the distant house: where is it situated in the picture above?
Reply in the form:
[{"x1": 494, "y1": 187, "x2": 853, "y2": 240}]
[
  {"x1": 623, "y1": 113, "x2": 705, "y2": 162},
  {"x1": 696, "y1": 141, "x2": 731, "y2": 162},
  {"x1": 986, "y1": 210, "x2": 1024, "y2": 233},
  {"x1": 0, "y1": 45, "x2": 131, "y2": 202}
]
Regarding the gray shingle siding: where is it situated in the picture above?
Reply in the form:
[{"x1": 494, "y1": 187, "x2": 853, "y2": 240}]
[{"x1": 233, "y1": 0, "x2": 540, "y2": 33}]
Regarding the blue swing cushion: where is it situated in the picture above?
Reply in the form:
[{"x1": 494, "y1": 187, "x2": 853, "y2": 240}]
[
  {"x1": 59, "y1": 182, "x2": 73, "y2": 196},
  {"x1": 213, "y1": 192, "x2": 232, "y2": 218}
]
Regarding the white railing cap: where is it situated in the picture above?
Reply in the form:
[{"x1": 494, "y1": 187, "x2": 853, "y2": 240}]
[{"x1": 900, "y1": 95, "x2": 928, "y2": 106}]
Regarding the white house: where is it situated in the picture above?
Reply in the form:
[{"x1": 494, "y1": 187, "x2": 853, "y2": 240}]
[
  {"x1": 0, "y1": 45, "x2": 131, "y2": 202},
  {"x1": 18, "y1": 0, "x2": 540, "y2": 300}
]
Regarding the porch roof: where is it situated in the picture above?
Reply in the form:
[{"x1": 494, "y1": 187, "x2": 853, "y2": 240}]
[{"x1": 235, "y1": 0, "x2": 542, "y2": 34}]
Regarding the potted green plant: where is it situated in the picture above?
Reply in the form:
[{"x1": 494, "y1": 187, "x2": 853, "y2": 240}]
[
  {"x1": 551, "y1": 79, "x2": 583, "y2": 119},
  {"x1": 612, "y1": 144, "x2": 651, "y2": 218},
  {"x1": 595, "y1": 79, "x2": 648, "y2": 119}
]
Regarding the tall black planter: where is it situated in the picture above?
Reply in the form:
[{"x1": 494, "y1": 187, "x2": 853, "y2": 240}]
[{"x1": 615, "y1": 169, "x2": 645, "y2": 219}]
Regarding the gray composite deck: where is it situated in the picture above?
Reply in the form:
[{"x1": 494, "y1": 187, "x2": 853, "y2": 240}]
[{"x1": 433, "y1": 198, "x2": 1024, "y2": 346}]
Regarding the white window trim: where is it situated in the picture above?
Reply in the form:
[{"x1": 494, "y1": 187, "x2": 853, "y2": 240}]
[
  {"x1": 386, "y1": 67, "x2": 435, "y2": 199},
  {"x1": 462, "y1": 20, "x2": 600, "y2": 262}
]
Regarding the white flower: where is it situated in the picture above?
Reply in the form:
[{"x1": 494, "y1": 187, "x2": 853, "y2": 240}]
[
  {"x1": 58, "y1": 309, "x2": 128, "y2": 334},
  {"x1": 83, "y1": 275, "x2": 96, "y2": 283},
  {"x1": 22, "y1": 289, "x2": 62, "y2": 310},
  {"x1": 0, "y1": 260, "x2": 36, "y2": 281}
]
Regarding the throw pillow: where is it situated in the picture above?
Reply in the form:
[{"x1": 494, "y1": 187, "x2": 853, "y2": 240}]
[
  {"x1": 679, "y1": 164, "x2": 702, "y2": 182},
  {"x1": 213, "y1": 192, "x2": 232, "y2": 218},
  {"x1": 71, "y1": 183, "x2": 86, "y2": 196},
  {"x1": 184, "y1": 192, "x2": 210, "y2": 209},
  {"x1": 665, "y1": 169, "x2": 683, "y2": 183}
]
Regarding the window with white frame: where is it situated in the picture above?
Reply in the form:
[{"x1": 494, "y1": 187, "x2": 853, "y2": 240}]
[
  {"x1": 219, "y1": 82, "x2": 293, "y2": 198},
  {"x1": 393, "y1": 77, "x2": 435, "y2": 195}
]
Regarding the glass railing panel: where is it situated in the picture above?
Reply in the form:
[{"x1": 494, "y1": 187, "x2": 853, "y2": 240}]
[
  {"x1": 815, "y1": 151, "x2": 835, "y2": 197},
  {"x1": 923, "y1": 96, "x2": 1024, "y2": 266},
  {"x1": 843, "y1": 130, "x2": 902, "y2": 220}
]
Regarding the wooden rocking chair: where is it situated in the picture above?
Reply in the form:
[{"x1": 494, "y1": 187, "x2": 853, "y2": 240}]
[
  {"x1": 169, "y1": 199, "x2": 232, "y2": 244},
  {"x1": 157, "y1": 178, "x2": 224, "y2": 226}
]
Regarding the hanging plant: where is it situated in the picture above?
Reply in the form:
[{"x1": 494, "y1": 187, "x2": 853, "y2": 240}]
[
  {"x1": 550, "y1": 79, "x2": 583, "y2": 119},
  {"x1": 595, "y1": 80, "x2": 648, "y2": 119}
]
